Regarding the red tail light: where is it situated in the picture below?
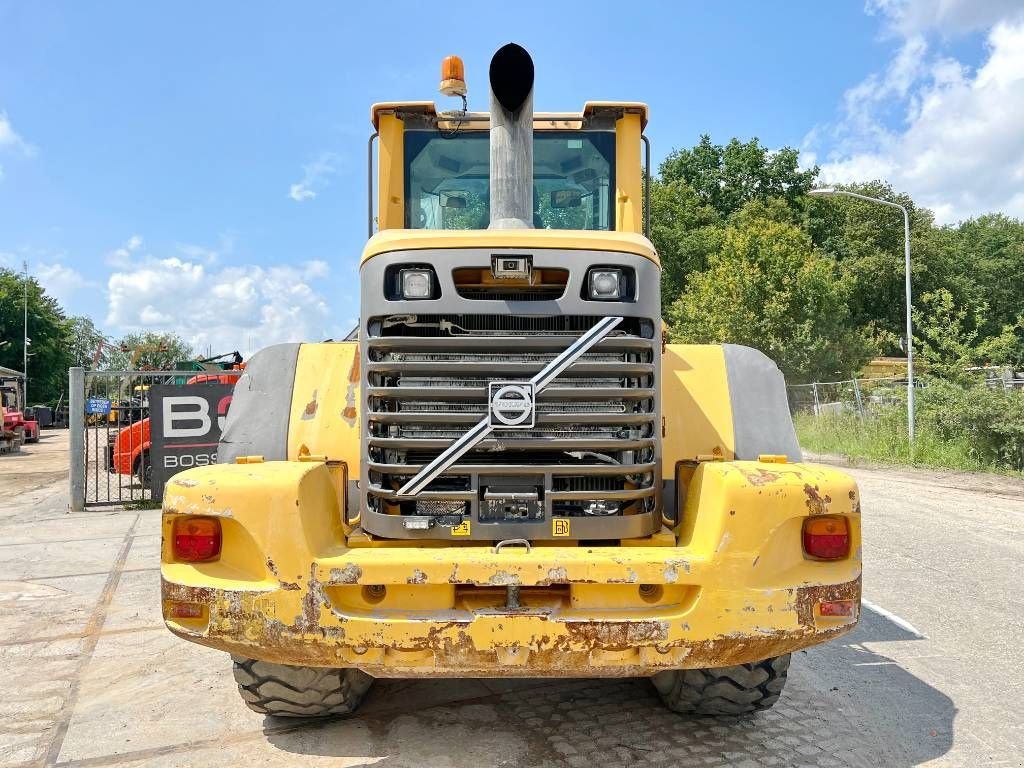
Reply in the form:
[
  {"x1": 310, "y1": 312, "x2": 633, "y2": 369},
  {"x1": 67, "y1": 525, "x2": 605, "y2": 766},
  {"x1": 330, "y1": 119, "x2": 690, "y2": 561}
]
[
  {"x1": 802, "y1": 516, "x2": 849, "y2": 560},
  {"x1": 172, "y1": 517, "x2": 222, "y2": 562},
  {"x1": 819, "y1": 600, "x2": 855, "y2": 617}
]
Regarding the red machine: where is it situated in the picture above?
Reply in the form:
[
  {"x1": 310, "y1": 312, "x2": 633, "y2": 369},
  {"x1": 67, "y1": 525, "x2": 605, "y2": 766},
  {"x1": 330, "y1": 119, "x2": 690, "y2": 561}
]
[{"x1": 0, "y1": 367, "x2": 37, "y2": 454}]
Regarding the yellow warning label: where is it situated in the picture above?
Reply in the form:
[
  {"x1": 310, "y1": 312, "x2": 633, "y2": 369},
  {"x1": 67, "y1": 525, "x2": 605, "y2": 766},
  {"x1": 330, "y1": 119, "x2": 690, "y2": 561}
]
[
  {"x1": 451, "y1": 520, "x2": 471, "y2": 536},
  {"x1": 552, "y1": 518, "x2": 571, "y2": 537}
]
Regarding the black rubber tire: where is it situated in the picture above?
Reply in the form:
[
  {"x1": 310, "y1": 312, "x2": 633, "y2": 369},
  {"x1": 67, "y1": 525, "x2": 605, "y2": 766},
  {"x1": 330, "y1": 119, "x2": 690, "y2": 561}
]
[
  {"x1": 652, "y1": 654, "x2": 791, "y2": 715},
  {"x1": 134, "y1": 453, "x2": 152, "y2": 488},
  {"x1": 231, "y1": 657, "x2": 373, "y2": 718}
]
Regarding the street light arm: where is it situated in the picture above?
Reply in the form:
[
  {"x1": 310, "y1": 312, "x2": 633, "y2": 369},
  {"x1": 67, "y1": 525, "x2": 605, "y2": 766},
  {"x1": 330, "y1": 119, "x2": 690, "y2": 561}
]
[{"x1": 811, "y1": 188, "x2": 909, "y2": 216}]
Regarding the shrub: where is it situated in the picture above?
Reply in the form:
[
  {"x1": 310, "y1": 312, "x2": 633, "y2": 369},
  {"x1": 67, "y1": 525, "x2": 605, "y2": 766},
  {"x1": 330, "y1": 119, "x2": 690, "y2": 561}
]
[
  {"x1": 794, "y1": 380, "x2": 1024, "y2": 473},
  {"x1": 917, "y1": 381, "x2": 1024, "y2": 471}
]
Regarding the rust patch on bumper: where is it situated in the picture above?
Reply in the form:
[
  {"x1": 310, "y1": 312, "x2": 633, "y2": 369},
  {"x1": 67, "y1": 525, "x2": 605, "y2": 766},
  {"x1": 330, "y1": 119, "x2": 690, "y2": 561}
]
[
  {"x1": 803, "y1": 483, "x2": 833, "y2": 515},
  {"x1": 329, "y1": 564, "x2": 363, "y2": 584},
  {"x1": 163, "y1": 574, "x2": 862, "y2": 676},
  {"x1": 562, "y1": 619, "x2": 668, "y2": 649},
  {"x1": 794, "y1": 575, "x2": 862, "y2": 627}
]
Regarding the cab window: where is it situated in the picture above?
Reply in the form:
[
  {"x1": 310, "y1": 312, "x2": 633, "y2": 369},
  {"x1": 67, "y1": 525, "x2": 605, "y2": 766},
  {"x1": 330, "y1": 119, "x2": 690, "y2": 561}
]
[{"x1": 404, "y1": 130, "x2": 615, "y2": 230}]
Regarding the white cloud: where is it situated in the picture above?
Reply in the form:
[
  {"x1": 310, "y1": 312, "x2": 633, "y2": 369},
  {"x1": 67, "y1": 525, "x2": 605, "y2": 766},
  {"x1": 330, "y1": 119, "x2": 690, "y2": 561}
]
[
  {"x1": 105, "y1": 254, "x2": 336, "y2": 352},
  {"x1": 105, "y1": 234, "x2": 144, "y2": 267},
  {"x1": 0, "y1": 112, "x2": 34, "y2": 157},
  {"x1": 808, "y1": 14, "x2": 1024, "y2": 224},
  {"x1": 34, "y1": 261, "x2": 96, "y2": 307},
  {"x1": 288, "y1": 152, "x2": 340, "y2": 202},
  {"x1": 867, "y1": 0, "x2": 1024, "y2": 37}
]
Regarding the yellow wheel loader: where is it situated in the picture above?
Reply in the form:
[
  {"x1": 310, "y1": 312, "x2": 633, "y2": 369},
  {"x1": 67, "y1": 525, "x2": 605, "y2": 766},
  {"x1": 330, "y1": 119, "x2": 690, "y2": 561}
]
[{"x1": 161, "y1": 44, "x2": 861, "y2": 718}]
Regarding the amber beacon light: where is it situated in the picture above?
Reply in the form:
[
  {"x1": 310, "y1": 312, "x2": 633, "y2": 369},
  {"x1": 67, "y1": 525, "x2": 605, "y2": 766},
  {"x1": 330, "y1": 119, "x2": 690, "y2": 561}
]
[{"x1": 439, "y1": 55, "x2": 467, "y2": 97}]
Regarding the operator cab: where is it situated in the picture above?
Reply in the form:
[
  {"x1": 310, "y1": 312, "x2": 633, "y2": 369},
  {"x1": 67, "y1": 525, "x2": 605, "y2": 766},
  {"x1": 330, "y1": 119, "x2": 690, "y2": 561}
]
[{"x1": 369, "y1": 101, "x2": 649, "y2": 236}]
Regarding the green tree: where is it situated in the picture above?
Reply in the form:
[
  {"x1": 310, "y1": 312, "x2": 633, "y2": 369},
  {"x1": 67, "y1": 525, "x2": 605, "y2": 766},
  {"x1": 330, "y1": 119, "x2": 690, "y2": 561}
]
[
  {"x1": 67, "y1": 315, "x2": 108, "y2": 369},
  {"x1": 0, "y1": 268, "x2": 73, "y2": 403},
  {"x1": 649, "y1": 179, "x2": 723, "y2": 306},
  {"x1": 978, "y1": 316, "x2": 1024, "y2": 369},
  {"x1": 910, "y1": 288, "x2": 1022, "y2": 380},
  {"x1": 804, "y1": 181, "x2": 948, "y2": 352},
  {"x1": 950, "y1": 214, "x2": 1024, "y2": 339},
  {"x1": 104, "y1": 332, "x2": 194, "y2": 371},
  {"x1": 652, "y1": 135, "x2": 817, "y2": 303},
  {"x1": 666, "y1": 202, "x2": 870, "y2": 383},
  {"x1": 659, "y1": 135, "x2": 818, "y2": 219}
]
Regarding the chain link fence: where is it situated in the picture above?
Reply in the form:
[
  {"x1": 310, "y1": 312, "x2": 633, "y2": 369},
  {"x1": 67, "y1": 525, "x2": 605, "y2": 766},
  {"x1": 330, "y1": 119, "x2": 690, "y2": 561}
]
[
  {"x1": 70, "y1": 368, "x2": 204, "y2": 509},
  {"x1": 787, "y1": 376, "x2": 909, "y2": 418}
]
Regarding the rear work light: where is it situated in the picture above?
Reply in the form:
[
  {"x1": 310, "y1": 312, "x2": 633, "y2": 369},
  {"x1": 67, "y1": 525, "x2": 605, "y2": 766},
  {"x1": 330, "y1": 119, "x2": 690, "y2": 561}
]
[
  {"x1": 819, "y1": 600, "x2": 855, "y2": 617},
  {"x1": 172, "y1": 516, "x2": 222, "y2": 562},
  {"x1": 802, "y1": 516, "x2": 850, "y2": 560},
  {"x1": 167, "y1": 601, "x2": 204, "y2": 619}
]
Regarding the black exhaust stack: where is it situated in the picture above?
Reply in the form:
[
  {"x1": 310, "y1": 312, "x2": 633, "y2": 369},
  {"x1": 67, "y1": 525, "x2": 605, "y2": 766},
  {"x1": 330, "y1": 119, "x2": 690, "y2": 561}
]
[{"x1": 488, "y1": 43, "x2": 535, "y2": 230}]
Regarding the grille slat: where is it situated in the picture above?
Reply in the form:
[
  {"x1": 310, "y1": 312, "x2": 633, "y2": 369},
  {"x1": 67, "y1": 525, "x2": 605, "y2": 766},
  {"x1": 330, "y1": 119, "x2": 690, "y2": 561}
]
[
  {"x1": 368, "y1": 361, "x2": 653, "y2": 377},
  {"x1": 363, "y1": 313, "x2": 659, "y2": 534},
  {"x1": 368, "y1": 386, "x2": 656, "y2": 400},
  {"x1": 368, "y1": 412, "x2": 649, "y2": 425}
]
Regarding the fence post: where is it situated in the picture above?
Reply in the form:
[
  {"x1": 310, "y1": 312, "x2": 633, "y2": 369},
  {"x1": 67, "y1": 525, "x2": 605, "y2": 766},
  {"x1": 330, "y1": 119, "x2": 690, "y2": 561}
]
[
  {"x1": 852, "y1": 378, "x2": 865, "y2": 419},
  {"x1": 69, "y1": 367, "x2": 85, "y2": 512},
  {"x1": 811, "y1": 382, "x2": 820, "y2": 416}
]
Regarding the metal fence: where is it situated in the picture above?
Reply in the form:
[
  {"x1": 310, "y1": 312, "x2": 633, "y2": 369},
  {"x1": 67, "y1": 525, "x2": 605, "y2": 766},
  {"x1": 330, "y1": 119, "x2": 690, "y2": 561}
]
[
  {"x1": 786, "y1": 376, "x2": 909, "y2": 418},
  {"x1": 69, "y1": 368, "x2": 203, "y2": 510}
]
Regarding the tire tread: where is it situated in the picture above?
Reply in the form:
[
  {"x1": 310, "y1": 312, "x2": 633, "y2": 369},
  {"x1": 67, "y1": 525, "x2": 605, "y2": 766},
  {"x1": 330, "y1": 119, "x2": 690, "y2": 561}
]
[
  {"x1": 653, "y1": 654, "x2": 791, "y2": 716},
  {"x1": 231, "y1": 657, "x2": 372, "y2": 718}
]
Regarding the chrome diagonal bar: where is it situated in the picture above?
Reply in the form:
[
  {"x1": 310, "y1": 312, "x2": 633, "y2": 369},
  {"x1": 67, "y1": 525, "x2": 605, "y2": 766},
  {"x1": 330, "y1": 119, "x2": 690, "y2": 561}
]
[{"x1": 396, "y1": 315, "x2": 623, "y2": 497}]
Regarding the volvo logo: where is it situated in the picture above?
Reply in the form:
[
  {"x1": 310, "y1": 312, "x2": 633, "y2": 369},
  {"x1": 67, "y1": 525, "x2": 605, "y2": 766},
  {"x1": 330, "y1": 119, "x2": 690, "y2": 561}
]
[{"x1": 488, "y1": 382, "x2": 536, "y2": 428}]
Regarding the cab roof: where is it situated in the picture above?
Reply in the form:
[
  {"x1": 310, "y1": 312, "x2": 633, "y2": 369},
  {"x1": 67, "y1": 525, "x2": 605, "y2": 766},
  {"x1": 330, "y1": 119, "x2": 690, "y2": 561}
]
[
  {"x1": 370, "y1": 101, "x2": 648, "y2": 131},
  {"x1": 361, "y1": 229, "x2": 659, "y2": 267}
]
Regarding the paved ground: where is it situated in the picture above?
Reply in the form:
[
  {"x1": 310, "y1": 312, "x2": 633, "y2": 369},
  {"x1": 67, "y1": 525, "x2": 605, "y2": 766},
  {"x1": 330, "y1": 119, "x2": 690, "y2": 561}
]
[{"x1": 2, "y1": 431, "x2": 1023, "y2": 767}]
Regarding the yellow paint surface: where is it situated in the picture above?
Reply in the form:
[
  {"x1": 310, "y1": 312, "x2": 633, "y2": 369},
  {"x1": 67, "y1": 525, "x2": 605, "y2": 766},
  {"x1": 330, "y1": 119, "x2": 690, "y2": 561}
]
[
  {"x1": 615, "y1": 112, "x2": 643, "y2": 234},
  {"x1": 361, "y1": 228, "x2": 659, "y2": 265},
  {"x1": 662, "y1": 344, "x2": 736, "y2": 469},
  {"x1": 286, "y1": 342, "x2": 361, "y2": 469},
  {"x1": 377, "y1": 113, "x2": 405, "y2": 231},
  {"x1": 161, "y1": 458, "x2": 862, "y2": 676}
]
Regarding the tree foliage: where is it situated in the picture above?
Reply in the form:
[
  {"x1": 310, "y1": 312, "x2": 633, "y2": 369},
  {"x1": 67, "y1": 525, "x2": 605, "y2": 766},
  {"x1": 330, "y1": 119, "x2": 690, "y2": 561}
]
[
  {"x1": 659, "y1": 135, "x2": 817, "y2": 219},
  {"x1": 67, "y1": 315, "x2": 107, "y2": 369},
  {"x1": 0, "y1": 268, "x2": 73, "y2": 403},
  {"x1": 666, "y1": 201, "x2": 870, "y2": 383},
  {"x1": 657, "y1": 136, "x2": 1024, "y2": 383},
  {"x1": 103, "y1": 331, "x2": 195, "y2": 371}
]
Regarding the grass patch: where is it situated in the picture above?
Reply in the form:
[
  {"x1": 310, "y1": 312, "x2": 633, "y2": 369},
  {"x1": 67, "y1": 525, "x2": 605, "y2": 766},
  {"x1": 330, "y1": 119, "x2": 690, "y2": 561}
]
[
  {"x1": 122, "y1": 498, "x2": 161, "y2": 510},
  {"x1": 794, "y1": 410, "x2": 1018, "y2": 475}
]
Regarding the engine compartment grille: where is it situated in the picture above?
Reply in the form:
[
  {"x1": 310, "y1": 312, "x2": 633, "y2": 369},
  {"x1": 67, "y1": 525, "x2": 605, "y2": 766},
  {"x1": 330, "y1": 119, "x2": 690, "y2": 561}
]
[{"x1": 361, "y1": 314, "x2": 660, "y2": 539}]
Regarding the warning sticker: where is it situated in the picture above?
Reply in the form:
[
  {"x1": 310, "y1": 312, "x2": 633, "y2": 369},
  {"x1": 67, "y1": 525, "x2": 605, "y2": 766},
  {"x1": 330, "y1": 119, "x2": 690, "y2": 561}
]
[
  {"x1": 451, "y1": 520, "x2": 471, "y2": 536},
  {"x1": 552, "y1": 518, "x2": 571, "y2": 537}
]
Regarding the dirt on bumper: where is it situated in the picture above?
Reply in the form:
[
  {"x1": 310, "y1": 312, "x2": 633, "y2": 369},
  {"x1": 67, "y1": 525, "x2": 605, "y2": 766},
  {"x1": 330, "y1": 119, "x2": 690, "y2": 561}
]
[{"x1": 162, "y1": 575, "x2": 861, "y2": 677}]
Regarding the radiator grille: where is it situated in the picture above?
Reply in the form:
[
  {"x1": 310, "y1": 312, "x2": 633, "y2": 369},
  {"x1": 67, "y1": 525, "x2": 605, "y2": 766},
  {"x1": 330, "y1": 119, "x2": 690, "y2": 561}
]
[{"x1": 363, "y1": 314, "x2": 659, "y2": 535}]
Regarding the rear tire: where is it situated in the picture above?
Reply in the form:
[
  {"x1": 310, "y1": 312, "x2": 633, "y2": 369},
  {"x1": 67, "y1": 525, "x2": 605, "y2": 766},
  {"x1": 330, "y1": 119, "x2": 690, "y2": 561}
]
[
  {"x1": 652, "y1": 654, "x2": 791, "y2": 715},
  {"x1": 134, "y1": 452, "x2": 152, "y2": 488},
  {"x1": 231, "y1": 657, "x2": 373, "y2": 718}
]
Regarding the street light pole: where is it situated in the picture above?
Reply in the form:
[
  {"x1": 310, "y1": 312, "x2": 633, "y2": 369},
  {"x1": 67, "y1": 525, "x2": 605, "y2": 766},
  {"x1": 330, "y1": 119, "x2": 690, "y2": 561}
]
[
  {"x1": 808, "y1": 187, "x2": 915, "y2": 448},
  {"x1": 23, "y1": 260, "x2": 29, "y2": 405}
]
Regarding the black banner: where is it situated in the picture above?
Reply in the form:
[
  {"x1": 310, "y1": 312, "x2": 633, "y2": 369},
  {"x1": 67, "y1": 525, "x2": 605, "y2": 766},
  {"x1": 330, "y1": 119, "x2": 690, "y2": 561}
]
[{"x1": 149, "y1": 382, "x2": 234, "y2": 499}]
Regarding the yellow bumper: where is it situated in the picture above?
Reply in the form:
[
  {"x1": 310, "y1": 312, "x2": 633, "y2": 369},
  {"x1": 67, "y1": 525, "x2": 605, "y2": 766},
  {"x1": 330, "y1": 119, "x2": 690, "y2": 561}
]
[{"x1": 161, "y1": 459, "x2": 861, "y2": 677}]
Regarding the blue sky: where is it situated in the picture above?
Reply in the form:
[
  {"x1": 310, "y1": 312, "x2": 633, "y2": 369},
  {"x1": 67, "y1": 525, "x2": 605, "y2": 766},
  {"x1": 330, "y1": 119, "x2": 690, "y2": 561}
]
[{"x1": 1, "y1": 1, "x2": 1020, "y2": 353}]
